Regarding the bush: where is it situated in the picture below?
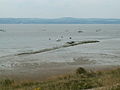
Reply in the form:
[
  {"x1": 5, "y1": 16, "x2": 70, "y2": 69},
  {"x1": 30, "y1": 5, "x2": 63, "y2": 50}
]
[
  {"x1": 0, "y1": 79, "x2": 14, "y2": 86},
  {"x1": 76, "y1": 67, "x2": 87, "y2": 74}
]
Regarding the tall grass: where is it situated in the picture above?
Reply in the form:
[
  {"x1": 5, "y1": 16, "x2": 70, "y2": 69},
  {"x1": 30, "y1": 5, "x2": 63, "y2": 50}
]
[{"x1": 0, "y1": 67, "x2": 120, "y2": 90}]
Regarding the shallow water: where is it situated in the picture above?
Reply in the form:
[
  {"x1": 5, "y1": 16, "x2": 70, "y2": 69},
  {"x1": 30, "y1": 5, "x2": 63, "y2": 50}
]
[
  {"x1": 0, "y1": 24, "x2": 120, "y2": 57},
  {"x1": 0, "y1": 24, "x2": 120, "y2": 67}
]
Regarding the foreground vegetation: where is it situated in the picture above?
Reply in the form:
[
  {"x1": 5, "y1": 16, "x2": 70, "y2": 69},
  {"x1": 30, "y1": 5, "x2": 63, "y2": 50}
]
[{"x1": 1, "y1": 67, "x2": 120, "y2": 90}]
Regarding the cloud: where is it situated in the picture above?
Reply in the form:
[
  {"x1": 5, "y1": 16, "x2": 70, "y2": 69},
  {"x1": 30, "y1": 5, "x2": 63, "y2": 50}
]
[{"x1": 0, "y1": 0, "x2": 120, "y2": 18}]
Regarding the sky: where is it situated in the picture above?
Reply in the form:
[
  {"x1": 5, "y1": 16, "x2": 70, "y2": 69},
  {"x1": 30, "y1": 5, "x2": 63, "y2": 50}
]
[{"x1": 0, "y1": 0, "x2": 120, "y2": 18}]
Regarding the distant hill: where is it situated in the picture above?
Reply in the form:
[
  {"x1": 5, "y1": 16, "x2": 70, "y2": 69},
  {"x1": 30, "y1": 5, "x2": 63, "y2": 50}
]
[{"x1": 0, "y1": 17, "x2": 120, "y2": 24}]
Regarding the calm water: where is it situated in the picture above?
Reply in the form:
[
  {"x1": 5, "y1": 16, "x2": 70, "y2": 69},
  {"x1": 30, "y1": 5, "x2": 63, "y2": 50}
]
[{"x1": 0, "y1": 24, "x2": 120, "y2": 57}]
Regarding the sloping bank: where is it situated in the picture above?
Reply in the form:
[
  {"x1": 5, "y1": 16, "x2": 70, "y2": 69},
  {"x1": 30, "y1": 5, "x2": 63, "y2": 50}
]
[
  {"x1": 1, "y1": 67, "x2": 120, "y2": 90},
  {"x1": 17, "y1": 40, "x2": 99, "y2": 55}
]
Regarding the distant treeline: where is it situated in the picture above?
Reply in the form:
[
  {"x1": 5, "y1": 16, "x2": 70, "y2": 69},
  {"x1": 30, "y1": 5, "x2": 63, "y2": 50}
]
[{"x1": 0, "y1": 17, "x2": 120, "y2": 24}]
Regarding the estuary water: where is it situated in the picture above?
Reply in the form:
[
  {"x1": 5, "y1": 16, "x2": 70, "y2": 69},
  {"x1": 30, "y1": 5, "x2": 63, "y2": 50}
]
[
  {"x1": 0, "y1": 24, "x2": 120, "y2": 66},
  {"x1": 0, "y1": 24, "x2": 119, "y2": 56}
]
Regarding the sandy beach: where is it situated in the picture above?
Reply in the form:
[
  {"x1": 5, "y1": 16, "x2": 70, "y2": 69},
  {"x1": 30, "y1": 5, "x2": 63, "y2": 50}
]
[{"x1": 0, "y1": 52, "x2": 120, "y2": 81}]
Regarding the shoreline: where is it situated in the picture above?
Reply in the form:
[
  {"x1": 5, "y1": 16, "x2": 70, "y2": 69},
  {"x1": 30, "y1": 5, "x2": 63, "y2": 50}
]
[
  {"x1": 0, "y1": 50, "x2": 120, "y2": 81},
  {"x1": 0, "y1": 61, "x2": 119, "y2": 81},
  {"x1": 0, "y1": 49, "x2": 120, "y2": 81}
]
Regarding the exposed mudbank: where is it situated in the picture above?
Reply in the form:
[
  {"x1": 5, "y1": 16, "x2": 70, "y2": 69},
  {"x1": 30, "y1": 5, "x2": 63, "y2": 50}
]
[{"x1": 17, "y1": 40, "x2": 99, "y2": 55}]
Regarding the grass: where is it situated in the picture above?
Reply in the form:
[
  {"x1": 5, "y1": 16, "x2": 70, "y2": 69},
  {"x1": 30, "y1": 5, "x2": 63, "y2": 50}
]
[{"x1": 0, "y1": 67, "x2": 120, "y2": 90}]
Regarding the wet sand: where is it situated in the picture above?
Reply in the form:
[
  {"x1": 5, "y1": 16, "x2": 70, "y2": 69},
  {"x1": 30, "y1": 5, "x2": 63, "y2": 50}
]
[{"x1": 0, "y1": 54, "x2": 119, "y2": 81}]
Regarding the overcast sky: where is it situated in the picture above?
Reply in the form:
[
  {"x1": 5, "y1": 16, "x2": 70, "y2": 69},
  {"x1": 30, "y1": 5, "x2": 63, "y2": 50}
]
[{"x1": 0, "y1": 0, "x2": 120, "y2": 18}]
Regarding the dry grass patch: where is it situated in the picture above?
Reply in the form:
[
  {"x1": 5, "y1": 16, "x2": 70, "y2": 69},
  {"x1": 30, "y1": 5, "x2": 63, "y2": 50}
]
[{"x1": 0, "y1": 67, "x2": 120, "y2": 90}]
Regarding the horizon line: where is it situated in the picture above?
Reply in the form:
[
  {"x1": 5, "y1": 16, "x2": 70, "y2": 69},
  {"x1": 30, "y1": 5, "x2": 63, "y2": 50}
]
[{"x1": 0, "y1": 17, "x2": 120, "y2": 19}]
